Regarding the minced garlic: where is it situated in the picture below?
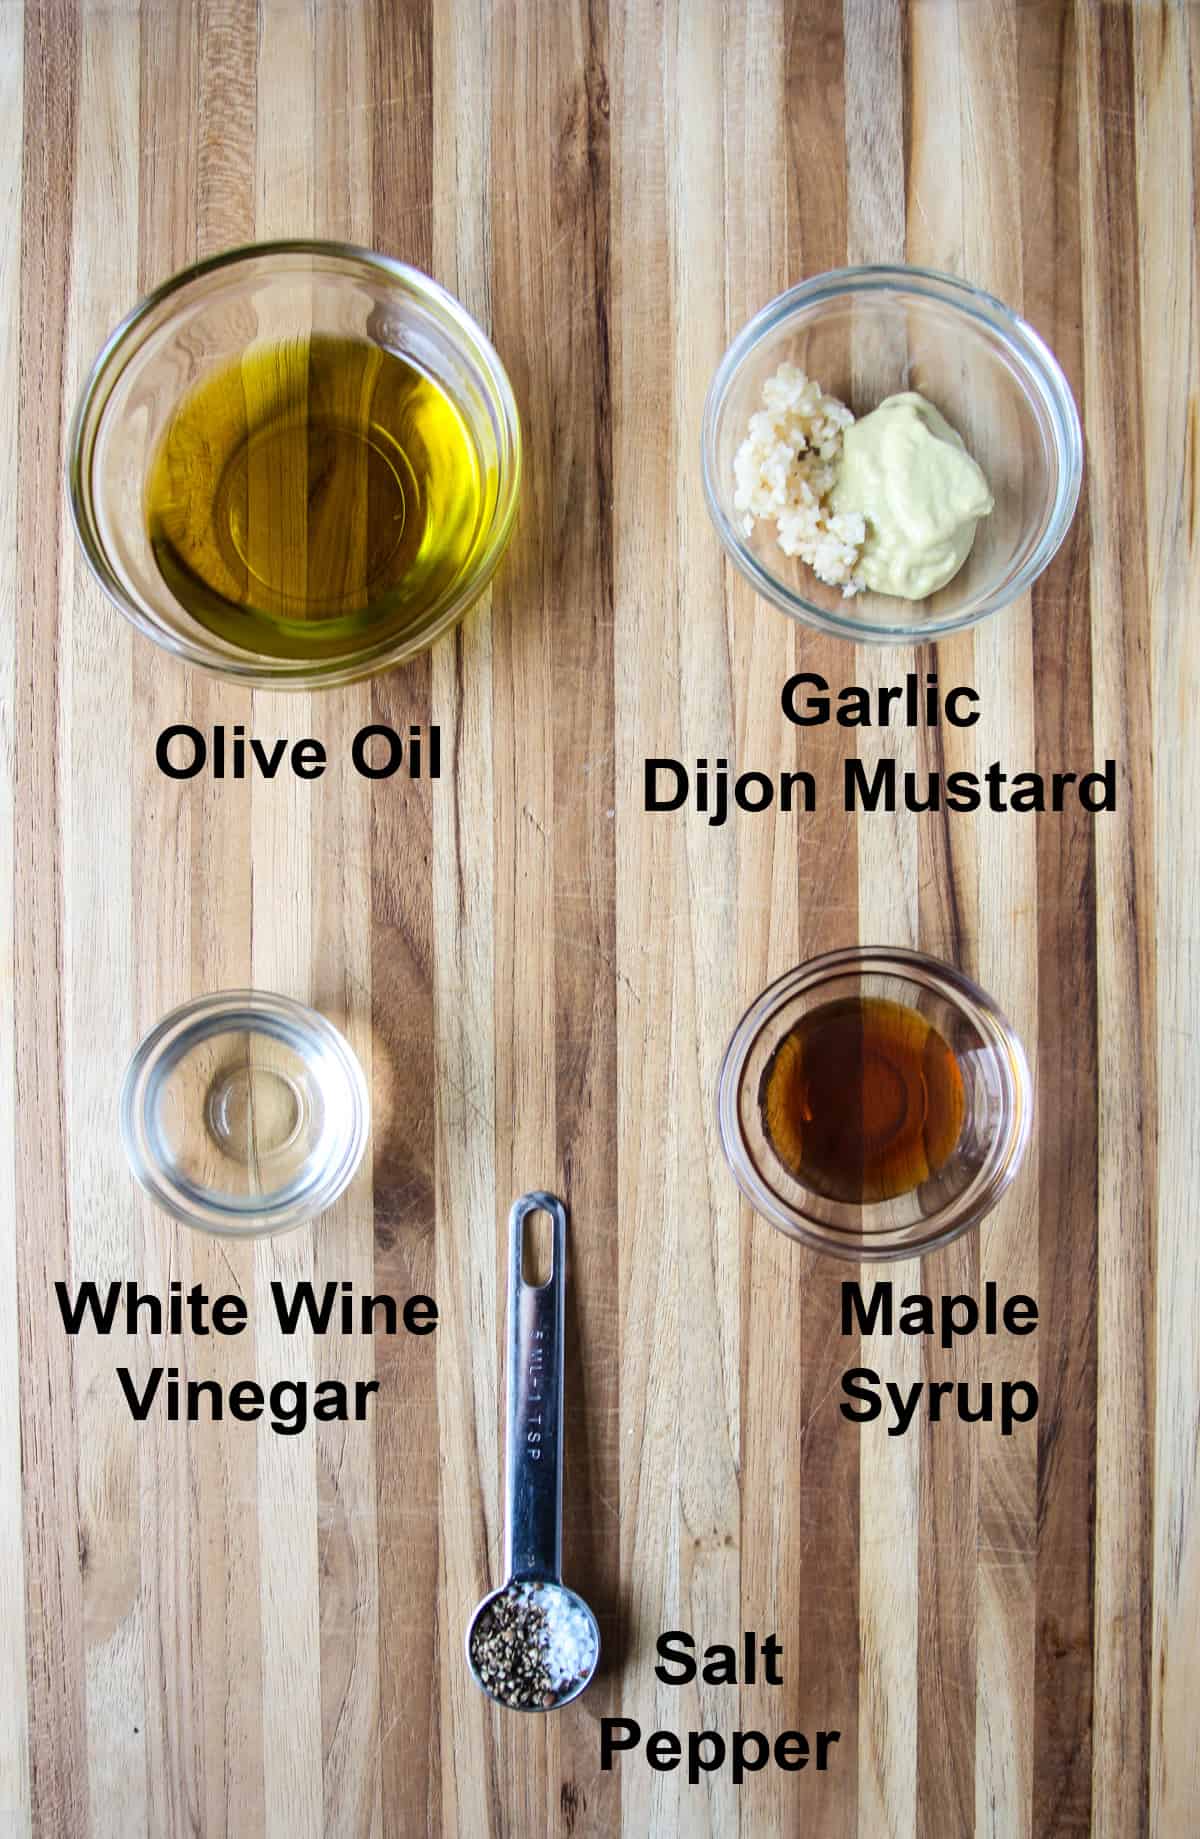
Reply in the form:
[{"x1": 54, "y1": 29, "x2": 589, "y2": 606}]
[{"x1": 732, "y1": 364, "x2": 866, "y2": 595}]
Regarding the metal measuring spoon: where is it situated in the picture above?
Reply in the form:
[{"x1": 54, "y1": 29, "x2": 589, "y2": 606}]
[{"x1": 466, "y1": 1192, "x2": 600, "y2": 1711}]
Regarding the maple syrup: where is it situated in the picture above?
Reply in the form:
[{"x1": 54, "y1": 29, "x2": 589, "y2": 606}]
[{"x1": 759, "y1": 995, "x2": 965, "y2": 1204}]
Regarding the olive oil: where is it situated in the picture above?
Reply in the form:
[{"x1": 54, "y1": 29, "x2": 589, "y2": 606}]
[
  {"x1": 759, "y1": 996, "x2": 965, "y2": 1204},
  {"x1": 145, "y1": 336, "x2": 485, "y2": 660}
]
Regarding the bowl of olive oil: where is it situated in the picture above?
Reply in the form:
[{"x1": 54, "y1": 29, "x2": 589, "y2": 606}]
[
  {"x1": 69, "y1": 242, "x2": 521, "y2": 685},
  {"x1": 717, "y1": 947, "x2": 1032, "y2": 1260}
]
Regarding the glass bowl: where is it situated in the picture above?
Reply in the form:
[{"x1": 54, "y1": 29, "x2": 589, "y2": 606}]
[
  {"x1": 68, "y1": 240, "x2": 522, "y2": 687},
  {"x1": 717, "y1": 947, "x2": 1032, "y2": 1261},
  {"x1": 121, "y1": 990, "x2": 369, "y2": 1236},
  {"x1": 701, "y1": 265, "x2": 1082, "y2": 644}
]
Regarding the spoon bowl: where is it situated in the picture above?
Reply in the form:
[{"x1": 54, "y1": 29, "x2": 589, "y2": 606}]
[
  {"x1": 465, "y1": 1193, "x2": 600, "y2": 1713},
  {"x1": 467, "y1": 1578, "x2": 600, "y2": 1712}
]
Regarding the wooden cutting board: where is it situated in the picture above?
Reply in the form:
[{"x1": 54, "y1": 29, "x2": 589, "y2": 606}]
[{"x1": 5, "y1": 1, "x2": 1196, "y2": 1834}]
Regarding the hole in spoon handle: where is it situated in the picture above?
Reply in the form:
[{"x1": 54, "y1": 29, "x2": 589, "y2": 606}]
[{"x1": 505, "y1": 1191, "x2": 567, "y2": 1584}]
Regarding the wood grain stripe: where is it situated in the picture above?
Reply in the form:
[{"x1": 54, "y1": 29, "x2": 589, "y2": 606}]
[
  {"x1": 1016, "y1": 15, "x2": 1094, "y2": 1833},
  {"x1": 1021, "y1": 7, "x2": 1101, "y2": 1835},
  {"x1": 545, "y1": 4, "x2": 621, "y2": 1830},
  {"x1": 15, "y1": 0, "x2": 87, "y2": 1829},
  {"x1": 310, "y1": 12, "x2": 381, "y2": 1839},
  {"x1": 612, "y1": 2, "x2": 685, "y2": 1829},
  {"x1": 251, "y1": 11, "x2": 323, "y2": 1838},
  {"x1": 431, "y1": 631, "x2": 497, "y2": 1835},
  {"x1": 775, "y1": 3, "x2": 860, "y2": 1824},
  {"x1": 844, "y1": 6, "x2": 920, "y2": 1835},
  {"x1": 482, "y1": 0, "x2": 622, "y2": 1828},
  {"x1": 486, "y1": 0, "x2": 559, "y2": 1784},
  {"x1": 429, "y1": 7, "x2": 499, "y2": 1837},
  {"x1": 611, "y1": 4, "x2": 746, "y2": 1832},
  {"x1": 487, "y1": 0, "x2": 561, "y2": 1807},
  {"x1": 132, "y1": 17, "x2": 200, "y2": 1833},
  {"x1": 733, "y1": 5, "x2": 858, "y2": 1836},
  {"x1": 168, "y1": 6, "x2": 264, "y2": 1835},
  {"x1": 365, "y1": 6, "x2": 443, "y2": 1837},
  {"x1": 1079, "y1": 7, "x2": 1157, "y2": 1839},
  {"x1": 1135, "y1": 8, "x2": 1200, "y2": 1835},
  {"x1": 957, "y1": 4, "x2": 1040, "y2": 1833},
  {"x1": 0, "y1": 2, "x2": 29, "y2": 1831},
  {"x1": 666, "y1": 11, "x2": 745, "y2": 1838},
  {"x1": 133, "y1": 1, "x2": 265, "y2": 1832},
  {"x1": 906, "y1": 14, "x2": 982, "y2": 1839},
  {"x1": 197, "y1": 0, "x2": 257, "y2": 258},
  {"x1": 66, "y1": 6, "x2": 142, "y2": 1833}
]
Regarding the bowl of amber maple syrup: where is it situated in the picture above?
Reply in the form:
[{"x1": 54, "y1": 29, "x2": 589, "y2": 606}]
[{"x1": 717, "y1": 947, "x2": 1032, "y2": 1260}]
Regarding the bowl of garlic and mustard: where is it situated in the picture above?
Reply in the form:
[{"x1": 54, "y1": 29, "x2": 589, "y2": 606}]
[{"x1": 701, "y1": 265, "x2": 1082, "y2": 643}]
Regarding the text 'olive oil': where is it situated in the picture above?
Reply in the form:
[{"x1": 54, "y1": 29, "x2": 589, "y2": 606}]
[
  {"x1": 759, "y1": 995, "x2": 966, "y2": 1204},
  {"x1": 145, "y1": 336, "x2": 485, "y2": 661}
]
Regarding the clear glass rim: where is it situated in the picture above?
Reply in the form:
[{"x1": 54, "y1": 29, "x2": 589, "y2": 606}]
[
  {"x1": 67, "y1": 239, "x2": 523, "y2": 688},
  {"x1": 120, "y1": 988, "x2": 370, "y2": 1237},
  {"x1": 700, "y1": 262, "x2": 1084, "y2": 644},
  {"x1": 716, "y1": 945, "x2": 1034, "y2": 1262}
]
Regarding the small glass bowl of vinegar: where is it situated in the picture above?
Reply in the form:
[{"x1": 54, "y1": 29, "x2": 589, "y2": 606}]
[
  {"x1": 68, "y1": 241, "x2": 521, "y2": 687},
  {"x1": 717, "y1": 947, "x2": 1032, "y2": 1261},
  {"x1": 121, "y1": 990, "x2": 369, "y2": 1236}
]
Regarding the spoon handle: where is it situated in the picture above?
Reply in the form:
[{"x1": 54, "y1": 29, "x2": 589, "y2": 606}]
[{"x1": 505, "y1": 1191, "x2": 567, "y2": 1583}]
